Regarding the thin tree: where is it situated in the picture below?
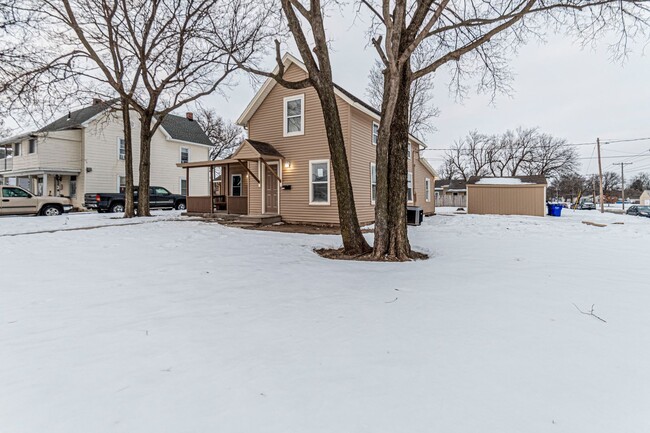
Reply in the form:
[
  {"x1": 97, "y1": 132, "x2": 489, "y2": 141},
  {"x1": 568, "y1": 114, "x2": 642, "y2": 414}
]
[
  {"x1": 233, "y1": 0, "x2": 371, "y2": 255},
  {"x1": 194, "y1": 108, "x2": 244, "y2": 160}
]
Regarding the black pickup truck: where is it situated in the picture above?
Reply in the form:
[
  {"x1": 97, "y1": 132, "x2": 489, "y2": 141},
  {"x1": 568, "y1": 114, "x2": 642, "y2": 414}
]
[{"x1": 84, "y1": 186, "x2": 186, "y2": 213}]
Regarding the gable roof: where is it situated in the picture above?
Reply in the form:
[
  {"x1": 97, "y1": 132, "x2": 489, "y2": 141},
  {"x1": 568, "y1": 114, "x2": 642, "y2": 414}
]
[
  {"x1": 467, "y1": 176, "x2": 547, "y2": 185},
  {"x1": 35, "y1": 100, "x2": 211, "y2": 146},
  {"x1": 236, "y1": 53, "x2": 427, "y2": 149}
]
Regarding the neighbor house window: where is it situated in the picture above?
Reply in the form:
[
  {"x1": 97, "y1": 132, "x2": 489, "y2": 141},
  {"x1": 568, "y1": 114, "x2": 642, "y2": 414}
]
[
  {"x1": 180, "y1": 147, "x2": 189, "y2": 164},
  {"x1": 180, "y1": 178, "x2": 187, "y2": 196},
  {"x1": 28, "y1": 138, "x2": 37, "y2": 154},
  {"x1": 118, "y1": 138, "x2": 125, "y2": 160},
  {"x1": 425, "y1": 178, "x2": 431, "y2": 202},
  {"x1": 14, "y1": 142, "x2": 20, "y2": 157},
  {"x1": 284, "y1": 94, "x2": 304, "y2": 136},
  {"x1": 372, "y1": 122, "x2": 379, "y2": 145},
  {"x1": 118, "y1": 176, "x2": 126, "y2": 193},
  {"x1": 407, "y1": 172, "x2": 413, "y2": 202},
  {"x1": 407, "y1": 143, "x2": 412, "y2": 159},
  {"x1": 231, "y1": 174, "x2": 242, "y2": 197},
  {"x1": 70, "y1": 176, "x2": 77, "y2": 197},
  {"x1": 309, "y1": 160, "x2": 330, "y2": 205},
  {"x1": 370, "y1": 162, "x2": 377, "y2": 204}
]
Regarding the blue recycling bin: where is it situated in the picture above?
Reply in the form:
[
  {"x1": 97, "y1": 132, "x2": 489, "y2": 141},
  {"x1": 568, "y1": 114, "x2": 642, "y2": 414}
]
[{"x1": 551, "y1": 204, "x2": 562, "y2": 217}]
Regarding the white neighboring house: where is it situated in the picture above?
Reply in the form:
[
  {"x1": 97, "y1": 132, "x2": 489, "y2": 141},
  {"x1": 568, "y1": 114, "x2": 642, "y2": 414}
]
[{"x1": 0, "y1": 100, "x2": 211, "y2": 209}]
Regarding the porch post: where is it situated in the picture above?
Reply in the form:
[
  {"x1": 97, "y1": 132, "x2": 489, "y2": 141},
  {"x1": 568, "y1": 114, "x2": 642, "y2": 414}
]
[
  {"x1": 42, "y1": 173, "x2": 48, "y2": 196},
  {"x1": 209, "y1": 164, "x2": 214, "y2": 212}
]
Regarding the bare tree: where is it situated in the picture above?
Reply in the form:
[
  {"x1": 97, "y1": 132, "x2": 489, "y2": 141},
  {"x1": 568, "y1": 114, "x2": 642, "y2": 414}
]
[
  {"x1": 194, "y1": 108, "x2": 244, "y2": 160},
  {"x1": 358, "y1": 0, "x2": 650, "y2": 260},
  {"x1": 366, "y1": 55, "x2": 438, "y2": 139},
  {"x1": 1, "y1": 0, "x2": 275, "y2": 216},
  {"x1": 233, "y1": 1, "x2": 371, "y2": 256}
]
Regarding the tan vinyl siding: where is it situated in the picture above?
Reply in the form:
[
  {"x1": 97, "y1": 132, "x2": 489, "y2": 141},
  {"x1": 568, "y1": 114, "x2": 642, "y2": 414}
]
[
  {"x1": 247, "y1": 64, "x2": 347, "y2": 224},
  {"x1": 467, "y1": 184, "x2": 546, "y2": 217},
  {"x1": 9, "y1": 130, "x2": 82, "y2": 173},
  {"x1": 413, "y1": 148, "x2": 436, "y2": 215},
  {"x1": 247, "y1": 161, "x2": 262, "y2": 214},
  {"x1": 349, "y1": 109, "x2": 377, "y2": 225}
]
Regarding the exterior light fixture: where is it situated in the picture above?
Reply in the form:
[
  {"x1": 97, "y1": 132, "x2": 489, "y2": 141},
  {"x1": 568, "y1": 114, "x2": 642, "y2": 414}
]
[{"x1": 284, "y1": 161, "x2": 291, "y2": 169}]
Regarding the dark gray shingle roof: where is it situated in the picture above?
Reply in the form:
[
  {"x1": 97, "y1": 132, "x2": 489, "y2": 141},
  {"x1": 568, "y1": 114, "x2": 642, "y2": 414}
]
[
  {"x1": 246, "y1": 139, "x2": 284, "y2": 158},
  {"x1": 38, "y1": 101, "x2": 212, "y2": 146}
]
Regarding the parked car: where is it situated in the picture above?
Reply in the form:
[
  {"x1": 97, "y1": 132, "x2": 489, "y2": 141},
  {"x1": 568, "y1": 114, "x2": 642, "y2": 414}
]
[
  {"x1": 626, "y1": 205, "x2": 650, "y2": 217},
  {"x1": 579, "y1": 202, "x2": 596, "y2": 210},
  {"x1": 0, "y1": 185, "x2": 72, "y2": 216},
  {"x1": 84, "y1": 186, "x2": 186, "y2": 213}
]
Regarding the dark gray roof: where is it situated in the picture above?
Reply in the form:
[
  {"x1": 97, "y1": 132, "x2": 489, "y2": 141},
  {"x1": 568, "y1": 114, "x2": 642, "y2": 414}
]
[
  {"x1": 467, "y1": 175, "x2": 547, "y2": 185},
  {"x1": 39, "y1": 100, "x2": 118, "y2": 132},
  {"x1": 435, "y1": 179, "x2": 466, "y2": 190},
  {"x1": 160, "y1": 114, "x2": 212, "y2": 146},
  {"x1": 333, "y1": 83, "x2": 380, "y2": 117},
  {"x1": 246, "y1": 139, "x2": 284, "y2": 158},
  {"x1": 37, "y1": 100, "x2": 212, "y2": 146}
]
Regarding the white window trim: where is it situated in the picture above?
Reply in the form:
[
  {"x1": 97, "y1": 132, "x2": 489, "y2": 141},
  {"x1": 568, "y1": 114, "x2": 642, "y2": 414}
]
[
  {"x1": 180, "y1": 177, "x2": 187, "y2": 195},
  {"x1": 283, "y1": 94, "x2": 305, "y2": 137},
  {"x1": 117, "y1": 175, "x2": 126, "y2": 193},
  {"x1": 230, "y1": 174, "x2": 242, "y2": 197},
  {"x1": 118, "y1": 138, "x2": 125, "y2": 161},
  {"x1": 407, "y1": 142, "x2": 412, "y2": 160},
  {"x1": 180, "y1": 146, "x2": 190, "y2": 164},
  {"x1": 309, "y1": 159, "x2": 330, "y2": 205},
  {"x1": 372, "y1": 122, "x2": 379, "y2": 145},
  {"x1": 425, "y1": 178, "x2": 431, "y2": 202},
  {"x1": 370, "y1": 162, "x2": 377, "y2": 205},
  {"x1": 407, "y1": 172, "x2": 413, "y2": 204}
]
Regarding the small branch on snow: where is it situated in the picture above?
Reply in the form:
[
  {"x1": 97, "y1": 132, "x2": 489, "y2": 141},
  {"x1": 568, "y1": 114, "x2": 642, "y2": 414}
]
[
  {"x1": 572, "y1": 303, "x2": 607, "y2": 323},
  {"x1": 385, "y1": 297, "x2": 399, "y2": 304}
]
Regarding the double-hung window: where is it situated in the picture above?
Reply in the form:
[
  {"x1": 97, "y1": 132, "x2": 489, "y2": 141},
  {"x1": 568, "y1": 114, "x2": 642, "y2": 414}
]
[
  {"x1": 284, "y1": 95, "x2": 304, "y2": 136},
  {"x1": 118, "y1": 138, "x2": 125, "y2": 160},
  {"x1": 425, "y1": 178, "x2": 431, "y2": 202},
  {"x1": 370, "y1": 163, "x2": 377, "y2": 204},
  {"x1": 180, "y1": 147, "x2": 189, "y2": 164},
  {"x1": 407, "y1": 143, "x2": 412, "y2": 159},
  {"x1": 372, "y1": 122, "x2": 379, "y2": 145},
  {"x1": 180, "y1": 178, "x2": 187, "y2": 196},
  {"x1": 407, "y1": 172, "x2": 413, "y2": 203},
  {"x1": 14, "y1": 142, "x2": 20, "y2": 157},
  {"x1": 309, "y1": 160, "x2": 330, "y2": 205},
  {"x1": 118, "y1": 176, "x2": 126, "y2": 193},
  {"x1": 28, "y1": 138, "x2": 37, "y2": 154},
  {"x1": 231, "y1": 174, "x2": 242, "y2": 197}
]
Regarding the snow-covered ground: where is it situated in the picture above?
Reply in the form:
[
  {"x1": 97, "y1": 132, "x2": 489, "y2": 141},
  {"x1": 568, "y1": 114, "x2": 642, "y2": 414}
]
[{"x1": 2, "y1": 209, "x2": 649, "y2": 433}]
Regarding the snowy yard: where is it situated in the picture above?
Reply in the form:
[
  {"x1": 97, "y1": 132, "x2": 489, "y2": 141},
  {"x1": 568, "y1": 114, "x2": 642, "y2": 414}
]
[{"x1": 2, "y1": 209, "x2": 649, "y2": 433}]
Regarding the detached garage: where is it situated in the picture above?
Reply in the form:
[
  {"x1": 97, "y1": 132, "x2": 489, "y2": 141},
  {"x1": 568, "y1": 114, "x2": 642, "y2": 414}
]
[{"x1": 467, "y1": 176, "x2": 547, "y2": 217}]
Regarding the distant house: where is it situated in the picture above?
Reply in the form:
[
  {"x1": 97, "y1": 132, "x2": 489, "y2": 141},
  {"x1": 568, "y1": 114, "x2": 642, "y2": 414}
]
[
  {"x1": 641, "y1": 190, "x2": 650, "y2": 206},
  {"x1": 467, "y1": 176, "x2": 547, "y2": 217},
  {"x1": 434, "y1": 179, "x2": 467, "y2": 207},
  {"x1": 0, "y1": 100, "x2": 211, "y2": 208},
  {"x1": 179, "y1": 53, "x2": 437, "y2": 225}
]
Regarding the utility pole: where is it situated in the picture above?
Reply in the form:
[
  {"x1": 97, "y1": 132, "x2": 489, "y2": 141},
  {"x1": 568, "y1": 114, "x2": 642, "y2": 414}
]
[
  {"x1": 613, "y1": 162, "x2": 633, "y2": 210},
  {"x1": 597, "y1": 138, "x2": 604, "y2": 213},
  {"x1": 592, "y1": 177, "x2": 597, "y2": 205}
]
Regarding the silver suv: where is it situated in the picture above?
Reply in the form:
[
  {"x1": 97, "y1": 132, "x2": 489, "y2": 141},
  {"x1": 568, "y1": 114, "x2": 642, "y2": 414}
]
[{"x1": 0, "y1": 185, "x2": 73, "y2": 216}]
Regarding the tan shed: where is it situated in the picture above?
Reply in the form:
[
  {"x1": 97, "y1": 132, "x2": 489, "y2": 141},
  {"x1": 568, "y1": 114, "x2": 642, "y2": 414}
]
[
  {"x1": 640, "y1": 190, "x2": 650, "y2": 206},
  {"x1": 467, "y1": 176, "x2": 547, "y2": 217}
]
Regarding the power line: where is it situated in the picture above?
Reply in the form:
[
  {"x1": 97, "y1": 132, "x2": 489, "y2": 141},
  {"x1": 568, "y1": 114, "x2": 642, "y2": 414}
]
[{"x1": 427, "y1": 136, "x2": 650, "y2": 152}]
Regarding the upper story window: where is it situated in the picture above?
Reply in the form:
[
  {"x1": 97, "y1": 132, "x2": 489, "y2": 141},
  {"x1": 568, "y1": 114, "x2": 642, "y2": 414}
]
[
  {"x1": 14, "y1": 142, "x2": 20, "y2": 157},
  {"x1": 370, "y1": 163, "x2": 377, "y2": 204},
  {"x1": 180, "y1": 147, "x2": 189, "y2": 164},
  {"x1": 309, "y1": 160, "x2": 330, "y2": 205},
  {"x1": 407, "y1": 143, "x2": 412, "y2": 159},
  {"x1": 372, "y1": 122, "x2": 379, "y2": 145},
  {"x1": 407, "y1": 172, "x2": 413, "y2": 203},
  {"x1": 284, "y1": 94, "x2": 304, "y2": 137},
  {"x1": 28, "y1": 138, "x2": 37, "y2": 154},
  {"x1": 118, "y1": 138, "x2": 125, "y2": 160}
]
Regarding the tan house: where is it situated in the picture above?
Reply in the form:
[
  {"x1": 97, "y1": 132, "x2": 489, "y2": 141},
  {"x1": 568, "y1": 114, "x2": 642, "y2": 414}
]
[
  {"x1": 467, "y1": 176, "x2": 547, "y2": 217},
  {"x1": 0, "y1": 101, "x2": 211, "y2": 208},
  {"x1": 640, "y1": 190, "x2": 650, "y2": 206},
  {"x1": 180, "y1": 54, "x2": 437, "y2": 225}
]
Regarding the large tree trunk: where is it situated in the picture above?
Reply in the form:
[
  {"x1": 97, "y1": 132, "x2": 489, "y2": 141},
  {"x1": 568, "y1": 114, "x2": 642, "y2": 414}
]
[
  {"x1": 121, "y1": 98, "x2": 135, "y2": 218},
  {"x1": 312, "y1": 82, "x2": 371, "y2": 255},
  {"x1": 137, "y1": 113, "x2": 153, "y2": 217},
  {"x1": 373, "y1": 63, "x2": 414, "y2": 261}
]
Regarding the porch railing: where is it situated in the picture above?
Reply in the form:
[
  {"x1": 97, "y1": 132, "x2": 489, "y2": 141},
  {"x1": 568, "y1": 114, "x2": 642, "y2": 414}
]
[{"x1": 186, "y1": 194, "x2": 248, "y2": 214}]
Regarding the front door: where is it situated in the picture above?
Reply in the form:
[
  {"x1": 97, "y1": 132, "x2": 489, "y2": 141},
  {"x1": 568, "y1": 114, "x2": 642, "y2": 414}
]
[{"x1": 264, "y1": 164, "x2": 279, "y2": 214}]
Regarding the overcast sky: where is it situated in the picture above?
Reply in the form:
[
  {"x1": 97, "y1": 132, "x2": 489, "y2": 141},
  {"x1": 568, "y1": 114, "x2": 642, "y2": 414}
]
[{"x1": 201, "y1": 8, "x2": 650, "y2": 178}]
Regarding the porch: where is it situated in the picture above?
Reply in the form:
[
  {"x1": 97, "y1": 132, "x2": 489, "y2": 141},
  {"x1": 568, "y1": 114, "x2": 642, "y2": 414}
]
[{"x1": 177, "y1": 139, "x2": 284, "y2": 220}]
